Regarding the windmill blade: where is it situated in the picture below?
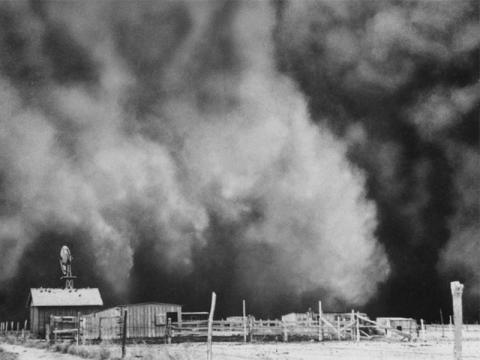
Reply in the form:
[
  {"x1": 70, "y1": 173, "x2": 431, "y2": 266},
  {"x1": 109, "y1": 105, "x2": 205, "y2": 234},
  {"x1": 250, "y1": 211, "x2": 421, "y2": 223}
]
[
  {"x1": 60, "y1": 245, "x2": 71, "y2": 264},
  {"x1": 59, "y1": 259, "x2": 67, "y2": 275}
]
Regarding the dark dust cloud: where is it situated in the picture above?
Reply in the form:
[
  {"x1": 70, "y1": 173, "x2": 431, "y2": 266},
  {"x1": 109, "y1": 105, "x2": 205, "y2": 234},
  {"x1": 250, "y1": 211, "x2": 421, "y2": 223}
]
[{"x1": 0, "y1": 0, "x2": 478, "y2": 322}]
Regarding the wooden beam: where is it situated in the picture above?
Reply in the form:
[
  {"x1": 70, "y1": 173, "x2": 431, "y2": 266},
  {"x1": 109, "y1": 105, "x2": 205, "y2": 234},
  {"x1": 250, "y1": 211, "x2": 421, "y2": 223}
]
[
  {"x1": 242, "y1": 300, "x2": 247, "y2": 343},
  {"x1": 207, "y1": 292, "x2": 217, "y2": 360},
  {"x1": 318, "y1": 301, "x2": 323, "y2": 341},
  {"x1": 451, "y1": 281, "x2": 464, "y2": 360}
]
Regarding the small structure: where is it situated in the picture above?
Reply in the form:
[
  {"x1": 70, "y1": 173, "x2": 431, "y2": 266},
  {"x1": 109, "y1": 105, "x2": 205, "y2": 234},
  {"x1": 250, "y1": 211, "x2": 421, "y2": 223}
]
[
  {"x1": 27, "y1": 246, "x2": 103, "y2": 338},
  {"x1": 282, "y1": 312, "x2": 313, "y2": 323},
  {"x1": 82, "y1": 302, "x2": 182, "y2": 341},
  {"x1": 27, "y1": 287, "x2": 103, "y2": 338},
  {"x1": 376, "y1": 317, "x2": 417, "y2": 336}
]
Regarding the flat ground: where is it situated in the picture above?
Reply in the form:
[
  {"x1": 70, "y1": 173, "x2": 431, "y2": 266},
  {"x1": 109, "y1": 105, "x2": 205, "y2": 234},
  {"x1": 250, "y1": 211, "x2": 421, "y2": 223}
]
[
  {"x1": 126, "y1": 341, "x2": 480, "y2": 360},
  {"x1": 2, "y1": 340, "x2": 480, "y2": 359},
  {"x1": 0, "y1": 345, "x2": 78, "y2": 360}
]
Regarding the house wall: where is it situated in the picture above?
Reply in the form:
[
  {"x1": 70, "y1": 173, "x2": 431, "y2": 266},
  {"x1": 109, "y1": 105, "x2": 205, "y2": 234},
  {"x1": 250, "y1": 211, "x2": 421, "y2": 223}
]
[{"x1": 30, "y1": 306, "x2": 101, "y2": 338}]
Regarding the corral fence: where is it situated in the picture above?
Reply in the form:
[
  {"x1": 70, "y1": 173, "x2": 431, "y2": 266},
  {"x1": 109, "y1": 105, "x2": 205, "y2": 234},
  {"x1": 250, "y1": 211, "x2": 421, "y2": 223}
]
[
  {"x1": 2, "y1": 317, "x2": 479, "y2": 344},
  {"x1": 45, "y1": 311, "x2": 417, "y2": 344}
]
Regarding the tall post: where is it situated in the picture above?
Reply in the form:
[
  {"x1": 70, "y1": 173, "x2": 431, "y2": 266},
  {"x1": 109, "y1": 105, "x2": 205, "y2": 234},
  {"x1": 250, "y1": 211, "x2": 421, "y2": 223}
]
[
  {"x1": 420, "y1": 319, "x2": 425, "y2": 341},
  {"x1": 46, "y1": 323, "x2": 51, "y2": 342},
  {"x1": 440, "y1": 308, "x2": 444, "y2": 338},
  {"x1": 121, "y1": 309, "x2": 127, "y2": 359},
  {"x1": 76, "y1": 312, "x2": 80, "y2": 347},
  {"x1": 248, "y1": 316, "x2": 253, "y2": 342},
  {"x1": 451, "y1": 281, "x2": 464, "y2": 360},
  {"x1": 350, "y1": 310, "x2": 355, "y2": 340},
  {"x1": 318, "y1": 301, "x2": 323, "y2": 341},
  {"x1": 337, "y1": 317, "x2": 341, "y2": 341},
  {"x1": 207, "y1": 292, "x2": 217, "y2": 360},
  {"x1": 356, "y1": 311, "x2": 360, "y2": 342},
  {"x1": 167, "y1": 318, "x2": 172, "y2": 344},
  {"x1": 282, "y1": 321, "x2": 288, "y2": 342},
  {"x1": 242, "y1": 300, "x2": 247, "y2": 343}
]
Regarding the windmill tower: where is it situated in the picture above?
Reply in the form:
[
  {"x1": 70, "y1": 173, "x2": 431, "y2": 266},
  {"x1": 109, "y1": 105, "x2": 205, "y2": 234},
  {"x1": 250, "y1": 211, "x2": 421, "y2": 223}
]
[{"x1": 59, "y1": 245, "x2": 77, "y2": 289}]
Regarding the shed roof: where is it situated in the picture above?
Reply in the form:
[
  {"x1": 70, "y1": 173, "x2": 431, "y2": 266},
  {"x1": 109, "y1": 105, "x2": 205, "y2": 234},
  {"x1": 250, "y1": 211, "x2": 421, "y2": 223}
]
[
  {"x1": 118, "y1": 302, "x2": 182, "y2": 308},
  {"x1": 28, "y1": 288, "x2": 103, "y2": 307}
]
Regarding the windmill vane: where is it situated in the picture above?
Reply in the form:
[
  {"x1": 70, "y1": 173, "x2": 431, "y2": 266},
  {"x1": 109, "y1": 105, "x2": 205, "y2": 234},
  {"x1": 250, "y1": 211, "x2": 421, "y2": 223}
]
[{"x1": 59, "y1": 245, "x2": 77, "y2": 289}]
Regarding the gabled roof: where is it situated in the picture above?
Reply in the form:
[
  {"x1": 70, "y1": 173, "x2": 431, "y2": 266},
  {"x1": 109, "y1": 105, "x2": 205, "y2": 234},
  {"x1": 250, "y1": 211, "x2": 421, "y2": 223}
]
[{"x1": 28, "y1": 288, "x2": 103, "y2": 307}]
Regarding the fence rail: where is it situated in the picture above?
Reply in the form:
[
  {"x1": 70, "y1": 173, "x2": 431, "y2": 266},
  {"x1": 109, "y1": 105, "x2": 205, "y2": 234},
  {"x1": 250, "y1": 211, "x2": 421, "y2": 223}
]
[
  {"x1": 47, "y1": 312, "x2": 402, "y2": 343},
  {"x1": 3, "y1": 317, "x2": 479, "y2": 344}
]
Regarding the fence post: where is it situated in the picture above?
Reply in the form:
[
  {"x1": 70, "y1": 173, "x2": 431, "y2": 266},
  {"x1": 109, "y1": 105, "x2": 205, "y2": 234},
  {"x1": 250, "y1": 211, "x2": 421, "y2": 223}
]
[
  {"x1": 451, "y1": 281, "x2": 464, "y2": 360},
  {"x1": 121, "y1": 309, "x2": 127, "y2": 359},
  {"x1": 282, "y1": 321, "x2": 288, "y2": 342},
  {"x1": 350, "y1": 310, "x2": 355, "y2": 340},
  {"x1": 249, "y1": 316, "x2": 253, "y2": 342},
  {"x1": 318, "y1": 301, "x2": 323, "y2": 342},
  {"x1": 76, "y1": 312, "x2": 80, "y2": 347},
  {"x1": 167, "y1": 318, "x2": 172, "y2": 344},
  {"x1": 356, "y1": 312, "x2": 360, "y2": 342},
  {"x1": 337, "y1": 317, "x2": 341, "y2": 341},
  {"x1": 242, "y1": 300, "x2": 247, "y2": 343},
  {"x1": 420, "y1": 319, "x2": 426, "y2": 341},
  {"x1": 207, "y1": 292, "x2": 217, "y2": 360},
  {"x1": 440, "y1": 308, "x2": 445, "y2": 338},
  {"x1": 46, "y1": 323, "x2": 51, "y2": 342}
]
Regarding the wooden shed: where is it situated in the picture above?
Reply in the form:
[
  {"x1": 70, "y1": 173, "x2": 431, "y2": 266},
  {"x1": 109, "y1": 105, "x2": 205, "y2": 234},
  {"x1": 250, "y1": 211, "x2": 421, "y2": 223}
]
[
  {"x1": 27, "y1": 288, "x2": 103, "y2": 338},
  {"x1": 376, "y1": 317, "x2": 417, "y2": 336},
  {"x1": 82, "y1": 302, "x2": 182, "y2": 341}
]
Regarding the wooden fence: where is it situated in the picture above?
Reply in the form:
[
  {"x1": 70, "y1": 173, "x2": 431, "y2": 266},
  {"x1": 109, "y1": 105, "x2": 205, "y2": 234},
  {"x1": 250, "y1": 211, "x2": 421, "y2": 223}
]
[
  {"x1": 46, "y1": 312, "x2": 407, "y2": 343},
  {"x1": 0, "y1": 320, "x2": 29, "y2": 339},
  {"x1": 2, "y1": 316, "x2": 479, "y2": 344}
]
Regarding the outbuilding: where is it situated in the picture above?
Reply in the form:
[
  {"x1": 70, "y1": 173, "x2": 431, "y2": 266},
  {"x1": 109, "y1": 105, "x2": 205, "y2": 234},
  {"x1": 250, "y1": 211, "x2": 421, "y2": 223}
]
[
  {"x1": 376, "y1": 317, "x2": 417, "y2": 336},
  {"x1": 27, "y1": 288, "x2": 103, "y2": 338},
  {"x1": 82, "y1": 302, "x2": 182, "y2": 341}
]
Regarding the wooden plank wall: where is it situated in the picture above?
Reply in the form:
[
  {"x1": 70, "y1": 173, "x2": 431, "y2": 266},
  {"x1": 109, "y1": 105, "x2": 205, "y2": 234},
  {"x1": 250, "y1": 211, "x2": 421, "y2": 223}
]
[
  {"x1": 81, "y1": 303, "x2": 182, "y2": 341},
  {"x1": 30, "y1": 306, "x2": 100, "y2": 338},
  {"x1": 126, "y1": 303, "x2": 181, "y2": 339}
]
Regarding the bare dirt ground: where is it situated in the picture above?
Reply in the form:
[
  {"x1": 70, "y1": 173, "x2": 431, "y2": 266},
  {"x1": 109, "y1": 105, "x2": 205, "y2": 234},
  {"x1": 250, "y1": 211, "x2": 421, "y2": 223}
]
[
  {"x1": 0, "y1": 344, "x2": 79, "y2": 360},
  {"x1": 124, "y1": 340, "x2": 480, "y2": 360},
  {"x1": 2, "y1": 340, "x2": 480, "y2": 360}
]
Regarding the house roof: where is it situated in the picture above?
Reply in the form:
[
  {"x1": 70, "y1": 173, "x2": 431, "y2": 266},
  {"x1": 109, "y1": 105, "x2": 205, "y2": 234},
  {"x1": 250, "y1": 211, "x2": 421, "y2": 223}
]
[{"x1": 28, "y1": 288, "x2": 103, "y2": 307}]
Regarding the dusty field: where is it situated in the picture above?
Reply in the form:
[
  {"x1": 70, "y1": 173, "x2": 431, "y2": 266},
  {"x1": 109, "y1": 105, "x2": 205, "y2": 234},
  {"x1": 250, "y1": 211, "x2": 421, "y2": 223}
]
[
  {"x1": 0, "y1": 344, "x2": 77, "y2": 360},
  {"x1": 126, "y1": 341, "x2": 480, "y2": 360},
  {"x1": 0, "y1": 347, "x2": 18, "y2": 360},
  {"x1": 2, "y1": 340, "x2": 480, "y2": 360}
]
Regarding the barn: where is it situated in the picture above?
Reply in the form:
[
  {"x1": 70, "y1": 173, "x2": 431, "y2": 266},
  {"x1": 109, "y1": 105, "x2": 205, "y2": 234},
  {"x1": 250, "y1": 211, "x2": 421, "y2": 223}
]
[
  {"x1": 82, "y1": 302, "x2": 182, "y2": 341},
  {"x1": 27, "y1": 288, "x2": 103, "y2": 338}
]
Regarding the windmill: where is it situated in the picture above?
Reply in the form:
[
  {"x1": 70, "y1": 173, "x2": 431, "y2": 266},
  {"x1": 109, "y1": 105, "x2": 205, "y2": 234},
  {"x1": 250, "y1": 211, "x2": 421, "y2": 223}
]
[{"x1": 59, "y1": 245, "x2": 77, "y2": 289}]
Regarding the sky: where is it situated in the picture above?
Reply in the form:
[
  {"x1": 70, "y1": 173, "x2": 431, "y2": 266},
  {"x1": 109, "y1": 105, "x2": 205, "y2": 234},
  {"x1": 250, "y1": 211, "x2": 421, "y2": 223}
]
[{"x1": 0, "y1": 0, "x2": 478, "y2": 323}]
